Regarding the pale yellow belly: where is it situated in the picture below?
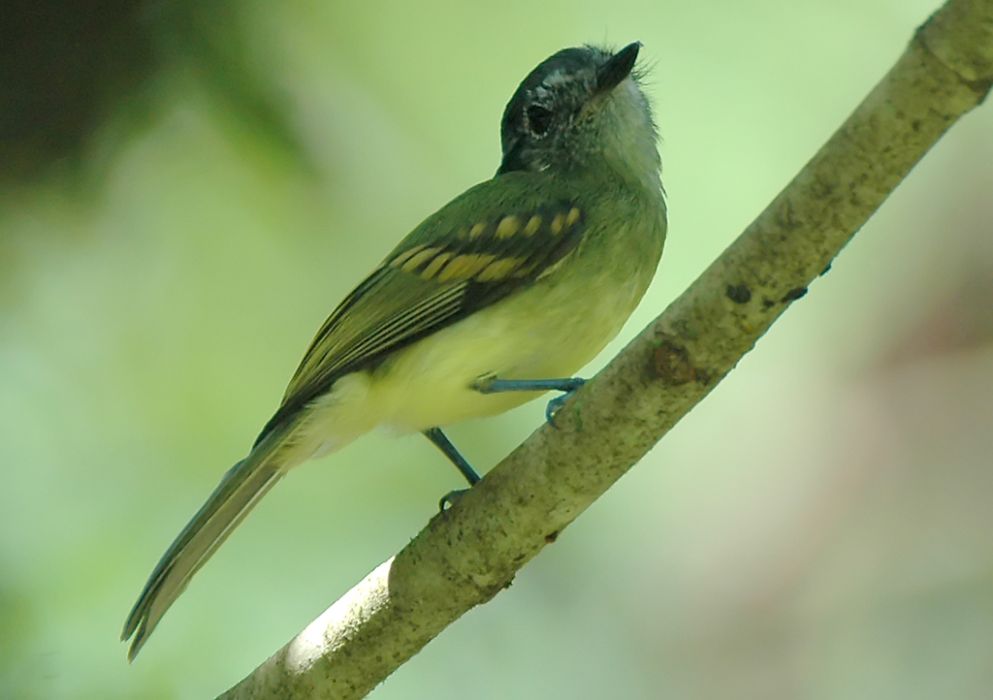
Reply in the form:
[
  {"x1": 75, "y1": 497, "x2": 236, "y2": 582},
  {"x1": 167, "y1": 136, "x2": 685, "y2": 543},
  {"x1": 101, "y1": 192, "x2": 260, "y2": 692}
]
[
  {"x1": 279, "y1": 251, "x2": 649, "y2": 465},
  {"x1": 282, "y1": 189, "x2": 664, "y2": 466},
  {"x1": 365, "y1": 269, "x2": 644, "y2": 432}
]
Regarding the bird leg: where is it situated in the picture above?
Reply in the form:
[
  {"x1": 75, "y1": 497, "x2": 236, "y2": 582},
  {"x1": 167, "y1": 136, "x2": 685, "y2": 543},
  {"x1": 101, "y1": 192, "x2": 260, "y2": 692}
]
[
  {"x1": 473, "y1": 375, "x2": 587, "y2": 425},
  {"x1": 423, "y1": 427, "x2": 480, "y2": 510}
]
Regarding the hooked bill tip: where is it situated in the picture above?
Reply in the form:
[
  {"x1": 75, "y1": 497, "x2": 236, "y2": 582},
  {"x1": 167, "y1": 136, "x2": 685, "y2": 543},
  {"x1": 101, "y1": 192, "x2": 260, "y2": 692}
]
[{"x1": 596, "y1": 42, "x2": 641, "y2": 93}]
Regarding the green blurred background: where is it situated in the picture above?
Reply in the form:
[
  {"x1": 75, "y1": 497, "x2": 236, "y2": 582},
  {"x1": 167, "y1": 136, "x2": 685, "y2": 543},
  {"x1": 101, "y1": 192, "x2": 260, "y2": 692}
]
[{"x1": 2, "y1": 1, "x2": 991, "y2": 698}]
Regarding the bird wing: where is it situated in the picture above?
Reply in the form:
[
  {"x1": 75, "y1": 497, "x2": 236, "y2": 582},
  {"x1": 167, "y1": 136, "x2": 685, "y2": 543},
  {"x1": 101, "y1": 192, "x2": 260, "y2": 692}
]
[{"x1": 255, "y1": 172, "x2": 587, "y2": 444}]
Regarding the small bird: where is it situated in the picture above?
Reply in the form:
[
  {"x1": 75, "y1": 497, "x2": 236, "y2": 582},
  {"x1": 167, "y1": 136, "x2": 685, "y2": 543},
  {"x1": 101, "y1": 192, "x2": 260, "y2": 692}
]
[{"x1": 122, "y1": 41, "x2": 666, "y2": 660}]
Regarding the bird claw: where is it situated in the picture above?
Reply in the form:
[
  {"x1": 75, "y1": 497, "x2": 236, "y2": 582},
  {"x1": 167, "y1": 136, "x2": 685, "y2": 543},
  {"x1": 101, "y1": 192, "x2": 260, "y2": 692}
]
[
  {"x1": 439, "y1": 488, "x2": 470, "y2": 512},
  {"x1": 545, "y1": 378, "x2": 586, "y2": 428}
]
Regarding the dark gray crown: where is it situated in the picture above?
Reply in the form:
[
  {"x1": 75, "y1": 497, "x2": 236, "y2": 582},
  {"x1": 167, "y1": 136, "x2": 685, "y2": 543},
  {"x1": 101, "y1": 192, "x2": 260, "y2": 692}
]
[{"x1": 498, "y1": 44, "x2": 641, "y2": 175}]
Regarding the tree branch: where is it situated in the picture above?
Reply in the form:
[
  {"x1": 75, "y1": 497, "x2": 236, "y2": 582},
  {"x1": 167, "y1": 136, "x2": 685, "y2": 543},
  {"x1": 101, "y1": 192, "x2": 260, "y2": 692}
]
[{"x1": 221, "y1": 1, "x2": 992, "y2": 697}]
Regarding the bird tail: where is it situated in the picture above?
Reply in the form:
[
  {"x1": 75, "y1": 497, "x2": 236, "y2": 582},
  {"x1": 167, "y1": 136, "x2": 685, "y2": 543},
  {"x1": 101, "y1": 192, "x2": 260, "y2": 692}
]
[{"x1": 121, "y1": 433, "x2": 290, "y2": 660}]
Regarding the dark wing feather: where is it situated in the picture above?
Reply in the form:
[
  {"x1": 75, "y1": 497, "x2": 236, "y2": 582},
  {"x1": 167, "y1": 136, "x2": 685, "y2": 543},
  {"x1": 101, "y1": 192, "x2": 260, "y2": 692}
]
[{"x1": 254, "y1": 177, "x2": 586, "y2": 444}]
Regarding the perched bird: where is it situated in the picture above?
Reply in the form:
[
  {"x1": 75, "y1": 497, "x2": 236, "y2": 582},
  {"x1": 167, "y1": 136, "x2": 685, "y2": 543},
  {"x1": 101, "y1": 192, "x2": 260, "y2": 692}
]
[{"x1": 123, "y1": 41, "x2": 667, "y2": 660}]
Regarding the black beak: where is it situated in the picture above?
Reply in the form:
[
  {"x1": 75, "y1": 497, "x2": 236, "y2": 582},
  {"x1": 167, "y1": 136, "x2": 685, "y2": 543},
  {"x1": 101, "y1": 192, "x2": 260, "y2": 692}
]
[{"x1": 596, "y1": 42, "x2": 641, "y2": 93}]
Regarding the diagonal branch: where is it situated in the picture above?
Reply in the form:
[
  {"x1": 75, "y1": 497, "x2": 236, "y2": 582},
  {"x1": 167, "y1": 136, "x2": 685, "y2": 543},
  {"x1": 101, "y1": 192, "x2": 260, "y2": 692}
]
[{"x1": 221, "y1": 1, "x2": 992, "y2": 697}]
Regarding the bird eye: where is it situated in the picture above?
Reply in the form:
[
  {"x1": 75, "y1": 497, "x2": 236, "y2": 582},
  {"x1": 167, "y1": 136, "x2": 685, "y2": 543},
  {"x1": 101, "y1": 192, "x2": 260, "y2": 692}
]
[{"x1": 525, "y1": 104, "x2": 553, "y2": 137}]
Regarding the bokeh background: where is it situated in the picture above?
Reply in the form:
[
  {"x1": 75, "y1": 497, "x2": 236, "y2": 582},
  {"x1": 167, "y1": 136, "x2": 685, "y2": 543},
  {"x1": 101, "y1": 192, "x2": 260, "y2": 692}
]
[{"x1": 2, "y1": 1, "x2": 991, "y2": 698}]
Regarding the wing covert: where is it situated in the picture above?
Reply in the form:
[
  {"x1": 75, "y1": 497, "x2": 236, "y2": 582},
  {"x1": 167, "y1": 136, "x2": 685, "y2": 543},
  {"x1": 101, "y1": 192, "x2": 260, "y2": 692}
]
[{"x1": 254, "y1": 183, "x2": 586, "y2": 444}]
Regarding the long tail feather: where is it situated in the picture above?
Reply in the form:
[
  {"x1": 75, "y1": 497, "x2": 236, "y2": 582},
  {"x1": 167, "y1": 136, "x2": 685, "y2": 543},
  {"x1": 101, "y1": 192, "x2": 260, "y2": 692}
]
[{"x1": 122, "y1": 442, "x2": 286, "y2": 660}]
